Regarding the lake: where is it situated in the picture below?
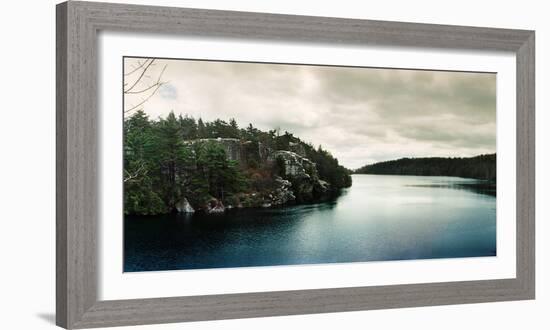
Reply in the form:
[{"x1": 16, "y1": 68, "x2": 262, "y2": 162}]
[{"x1": 124, "y1": 174, "x2": 496, "y2": 272}]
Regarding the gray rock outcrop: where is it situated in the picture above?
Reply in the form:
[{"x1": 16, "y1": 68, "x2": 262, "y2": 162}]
[
  {"x1": 205, "y1": 198, "x2": 225, "y2": 214},
  {"x1": 272, "y1": 150, "x2": 331, "y2": 202},
  {"x1": 181, "y1": 139, "x2": 333, "y2": 211},
  {"x1": 184, "y1": 138, "x2": 274, "y2": 164},
  {"x1": 269, "y1": 176, "x2": 295, "y2": 206},
  {"x1": 175, "y1": 197, "x2": 195, "y2": 213}
]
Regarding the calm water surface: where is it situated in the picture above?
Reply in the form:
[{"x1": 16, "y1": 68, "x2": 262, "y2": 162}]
[{"x1": 124, "y1": 174, "x2": 496, "y2": 272}]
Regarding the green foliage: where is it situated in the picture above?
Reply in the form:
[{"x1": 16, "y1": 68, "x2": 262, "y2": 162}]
[
  {"x1": 197, "y1": 118, "x2": 207, "y2": 138},
  {"x1": 124, "y1": 111, "x2": 351, "y2": 215},
  {"x1": 204, "y1": 119, "x2": 240, "y2": 138},
  {"x1": 123, "y1": 110, "x2": 168, "y2": 215},
  {"x1": 354, "y1": 154, "x2": 496, "y2": 181},
  {"x1": 124, "y1": 175, "x2": 168, "y2": 215},
  {"x1": 152, "y1": 112, "x2": 195, "y2": 209},
  {"x1": 305, "y1": 145, "x2": 352, "y2": 189},
  {"x1": 192, "y1": 141, "x2": 248, "y2": 203},
  {"x1": 178, "y1": 114, "x2": 197, "y2": 139}
]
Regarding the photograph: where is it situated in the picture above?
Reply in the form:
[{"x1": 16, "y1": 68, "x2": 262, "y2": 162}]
[{"x1": 122, "y1": 56, "x2": 497, "y2": 272}]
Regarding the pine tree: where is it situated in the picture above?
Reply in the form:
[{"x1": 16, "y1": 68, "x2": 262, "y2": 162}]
[
  {"x1": 154, "y1": 111, "x2": 194, "y2": 209},
  {"x1": 178, "y1": 114, "x2": 198, "y2": 140},
  {"x1": 123, "y1": 110, "x2": 168, "y2": 214},
  {"x1": 123, "y1": 112, "x2": 352, "y2": 215},
  {"x1": 197, "y1": 118, "x2": 206, "y2": 138}
]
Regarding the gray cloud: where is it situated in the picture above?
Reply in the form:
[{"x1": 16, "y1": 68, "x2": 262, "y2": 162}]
[
  {"x1": 124, "y1": 58, "x2": 496, "y2": 169},
  {"x1": 158, "y1": 83, "x2": 178, "y2": 99}
]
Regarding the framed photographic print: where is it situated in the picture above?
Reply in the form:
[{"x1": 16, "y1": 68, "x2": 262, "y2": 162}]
[{"x1": 56, "y1": 1, "x2": 535, "y2": 328}]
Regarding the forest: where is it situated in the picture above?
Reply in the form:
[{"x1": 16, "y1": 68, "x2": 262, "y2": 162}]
[
  {"x1": 124, "y1": 110, "x2": 352, "y2": 215},
  {"x1": 354, "y1": 154, "x2": 496, "y2": 181}
]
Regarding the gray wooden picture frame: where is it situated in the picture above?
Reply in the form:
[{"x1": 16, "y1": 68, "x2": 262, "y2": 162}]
[{"x1": 56, "y1": 1, "x2": 535, "y2": 328}]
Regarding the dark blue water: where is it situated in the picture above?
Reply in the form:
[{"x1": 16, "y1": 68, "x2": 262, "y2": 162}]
[{"x1": 124, "y1": 174, "x2": 496, "y2": 272}]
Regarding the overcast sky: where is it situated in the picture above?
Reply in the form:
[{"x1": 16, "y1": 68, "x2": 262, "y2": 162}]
[{"x1": 124, "y1": 57, "x2": 496, "y2": 170}]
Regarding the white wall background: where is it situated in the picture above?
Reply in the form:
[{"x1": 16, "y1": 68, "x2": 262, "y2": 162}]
[{"x1": 0, "y1": 0, "x2": 547, "y2": 329}]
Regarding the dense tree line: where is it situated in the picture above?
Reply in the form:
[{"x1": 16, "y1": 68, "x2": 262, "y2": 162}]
[
  {"x1": 124, "y1": 111, "x2": 247, "y2": 214},
  {"x1": 124, "y1": 110, "x2": 351, "y2": 215},
  {"x1": 354, "y1": 154, "x2": 496, "y2": 181}
]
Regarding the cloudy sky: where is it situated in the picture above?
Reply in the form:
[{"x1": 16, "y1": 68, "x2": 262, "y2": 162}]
[{"x1": 124, "y1": 57, "x2": 496, "y2": 170}]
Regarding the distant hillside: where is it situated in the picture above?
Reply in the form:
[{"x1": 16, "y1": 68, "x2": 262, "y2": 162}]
[{"x1": 354, "y1": 154, "x2": 496, "y2": 181}]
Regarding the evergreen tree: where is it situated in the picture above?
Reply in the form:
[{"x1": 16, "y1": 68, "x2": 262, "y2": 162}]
[
  {"x1": 197, "y1": 118, "x2": 206, "y2": 138},
  {"x1": 154, "y1": 111, "x2": 194, "y2": 210},
  {"x1": 195, "y1": 141, "x2": 247, "y2": 201},
  {"x1": 228, "y1": 118, "x2": 240, "y2": 138},
  {"x1": 178, "y1": 114, "x2": 198, "y2": 140},
  {"x1": 354, "y1": 154, "x2": 496, "y2": 181},
  {"x1": 124, "y1": 110, "x2": 168, "y2": 214},
  {"x1": 123, "y1": 112, "x2": 353, "y2": 215}
]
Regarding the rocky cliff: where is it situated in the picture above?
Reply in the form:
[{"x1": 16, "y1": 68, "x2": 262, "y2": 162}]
[
  {"x1": 182, "y1": 139, "x2": 335, "y2": 213},
  {"x1": 185, "y1": 138, "x2": 272, "y2": 163},
  {"x1": 272, "y1": 150, "x2": 330, "y2": 203},
  {"x1": 123, "y1": 111, "x2": 352, "y2": 216}
]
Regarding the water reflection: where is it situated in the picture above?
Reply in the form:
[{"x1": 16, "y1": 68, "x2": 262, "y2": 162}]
[
  {"x1": 124, "y1": 174, "x2": 496, "y2": 272},
  {"x1": 406, "y1": 181, "x2": 496, "y2": 197}
]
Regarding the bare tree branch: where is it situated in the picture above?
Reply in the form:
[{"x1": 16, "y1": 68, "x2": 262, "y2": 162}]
[
  {"x1": 124, "y1": 58, "x2": 168, "y2": 116},
  {"x1": 125, "y1": 65, "x2": 167, "y2": 95},
  {"x1": 124, "y1": 163, "x2": 148, "y2": 183},
  {"x1": 124, "y1": 59, "x2": 147, "y2": 76},
  {"x1": 124, "y1": 59, "x2": 155, "y2": 93},
  {"x1": 124, "y1": 83, "x2": 163, "y2": 114}
]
